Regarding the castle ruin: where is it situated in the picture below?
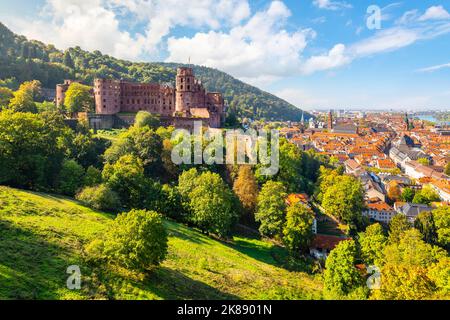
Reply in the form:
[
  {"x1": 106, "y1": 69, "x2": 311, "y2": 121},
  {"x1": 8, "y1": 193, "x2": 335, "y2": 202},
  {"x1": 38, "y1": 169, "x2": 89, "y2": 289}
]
[{"x1": 56, "y1": 67, "x2": 225, "y2": 129}]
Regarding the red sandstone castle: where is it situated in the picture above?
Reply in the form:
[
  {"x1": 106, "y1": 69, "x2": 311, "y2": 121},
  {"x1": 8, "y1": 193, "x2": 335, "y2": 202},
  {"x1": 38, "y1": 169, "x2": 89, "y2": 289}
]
[{"x1": 56, "y1": 67, "x2": 225, "y2": 129}]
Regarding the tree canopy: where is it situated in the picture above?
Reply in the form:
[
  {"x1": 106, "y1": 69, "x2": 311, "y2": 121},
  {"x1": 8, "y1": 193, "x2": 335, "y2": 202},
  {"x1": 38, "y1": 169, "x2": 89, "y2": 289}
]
[
  {"x1": 255, "y1": 181, "x2": 287, "y2": 239},
  {"x1": 282, "y1": 203, "x2": 314, "y2": 254},
  {"x1": 64, "y1": 82, "x2": 94, "y2": 114},
  {"x1": 321, "y1": 175, "x2": 365, "y2": 228}
]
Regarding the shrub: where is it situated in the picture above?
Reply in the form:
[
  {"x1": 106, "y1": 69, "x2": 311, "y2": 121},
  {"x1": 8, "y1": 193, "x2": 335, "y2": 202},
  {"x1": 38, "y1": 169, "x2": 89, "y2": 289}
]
[
  {"x1": 89, "y1": 209, "x2": 168, "y2": 271},
  {"x1": 159, "y1": 184, "x2": 184, "y2": 220},
  {"x1": 134, "y1": 111, "x2": 160, "y2": 129},
  {"x1": 57, "y1": 159, "x2": 85, "y2": 196},
  {"x1": 83, "y1": 166, "x2": 102, "y2": 187},
  {"x1": 102, "y1": 154, "x2": 147, "y2": 209},
  {"x1": 76, "y1": 184, "x2": 121, "y2": 212}
]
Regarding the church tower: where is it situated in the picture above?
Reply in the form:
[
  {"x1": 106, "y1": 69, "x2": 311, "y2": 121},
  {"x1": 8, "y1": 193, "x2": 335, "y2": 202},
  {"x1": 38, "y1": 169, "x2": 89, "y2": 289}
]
[{"x1": 328, "y1": 110, "x2": 333, "y2": 130}]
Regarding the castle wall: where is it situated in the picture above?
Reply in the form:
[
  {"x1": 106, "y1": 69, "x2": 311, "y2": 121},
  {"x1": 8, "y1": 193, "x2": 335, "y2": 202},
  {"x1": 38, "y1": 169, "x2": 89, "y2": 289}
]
[{"x1": 117, "y1": 82, "x2": 175, "y2": 116}]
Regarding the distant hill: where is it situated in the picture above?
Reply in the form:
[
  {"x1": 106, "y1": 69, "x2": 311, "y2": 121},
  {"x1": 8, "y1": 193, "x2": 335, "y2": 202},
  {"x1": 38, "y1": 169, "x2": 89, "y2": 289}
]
[
  {"x1": 0, "y1": 22, "x2": 310, "y2": 121},
  {"x1": 0, "y1": 186, "x2": 322, "y2": 299}
]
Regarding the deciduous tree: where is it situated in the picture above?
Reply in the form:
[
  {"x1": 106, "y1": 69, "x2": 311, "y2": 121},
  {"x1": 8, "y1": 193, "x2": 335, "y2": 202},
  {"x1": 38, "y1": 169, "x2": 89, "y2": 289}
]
[
  {"x1": 64, "y1": 82, "x2": 94, "y2": 114},
  {"x1": 0, "y1": 87, "x2": 13, "y2": 108},
  {"x1": 414, "y1": 211, "x2": 438, "y2": 245},
  {"x1": 388, "y1": 213, "x2": 412, "y2": 244},
  {"x1": 282, "y1": 203, "x2": 314, "y2": 254},
  {"x1": 432, "y1": 207, "x2": 450, "y2": 250},
  {"x1": 322, "y1": 175, "x2": 365, "y2": 228},
  {"x1": 134, "y1": 111, "x2": 160, "y2": 129},
  {"x1": 358, "y1": 223, "x2": 386, "y2": 266},
  {"x1": 104, "y1": 125, "x2": 163, "y2": 178},
  {"x1": 255, "y1": 181, "x2": 287, "y2": 239},
  {"x1": 8, "y1": 81, "x2": 39, "y2": 113},
  {"x1": 413, "y1": 185, "x2": 440, "y2": 205},
  {"x1": 185, "y1": 171, "x2": 238, "y2": 237},
  {"x1": 233, "y1": 165, "x2": 259, "y2": 222},
  {"x1": 401, "y1": 187, "x2": 415, "y2": 202},
  {"x1": 57, "y1": 159, "x2": 85, "y2": 196},
  {"x1": 374, "y1": 229, "x2": 446, "y2": 300},
  {"x1": 324, "y1": 240, "x2": 363, "y2": 298}
]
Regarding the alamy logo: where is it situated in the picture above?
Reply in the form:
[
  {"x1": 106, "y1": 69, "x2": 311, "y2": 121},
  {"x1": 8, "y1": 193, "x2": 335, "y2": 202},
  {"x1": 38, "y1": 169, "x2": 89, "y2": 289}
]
[
  {"x1": 366, "y1": 265, "x2": 381, "y2": 290},
  {"x1": 367, "y1": 5, "x2": 382, "y2": 30},
  {"x1": 66, "y1": 265, "x2": 81, "y2": 290},
  {"x1": 171, "y1": 121, "x2": 279, "y2": 176}
]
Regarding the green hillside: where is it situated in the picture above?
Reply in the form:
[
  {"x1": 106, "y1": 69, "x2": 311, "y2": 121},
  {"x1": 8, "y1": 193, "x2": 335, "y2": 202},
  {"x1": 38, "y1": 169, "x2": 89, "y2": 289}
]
[
  {"x1": 0, "y1": 22, "x2": 310, "y2": 121},
  {"x1": 0, "y1": 186, "x2": 323, "y2": 300}
]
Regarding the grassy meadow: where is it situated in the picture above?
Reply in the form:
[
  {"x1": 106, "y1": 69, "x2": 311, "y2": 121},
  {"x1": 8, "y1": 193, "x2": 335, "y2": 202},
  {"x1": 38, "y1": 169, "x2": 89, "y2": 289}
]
[{"x1": 0, "y1": 186, "x2": 323, "y2": 300}]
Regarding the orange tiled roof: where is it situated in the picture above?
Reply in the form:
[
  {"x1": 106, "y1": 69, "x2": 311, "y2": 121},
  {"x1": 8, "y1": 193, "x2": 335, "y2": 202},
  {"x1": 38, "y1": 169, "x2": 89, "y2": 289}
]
[
  {"x1": 377, "y1": 159, "x2": 396, "y2": 169},
  {"x1": 286, "y1": 193, "x2": 310, "y2": 206},
  {"x1": 367, "y1": 201, "x2": 394, "y2": 211}
]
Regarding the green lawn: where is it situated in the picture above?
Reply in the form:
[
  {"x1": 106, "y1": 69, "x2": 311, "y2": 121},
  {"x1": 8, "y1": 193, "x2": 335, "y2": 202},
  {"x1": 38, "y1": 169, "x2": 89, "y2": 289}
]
[
  {"x1": 94, "y1": 129, "x2": 126, "y2": 142},
  {"x1": 0, "y1": 186, "x2": 323, "y2": 300}
]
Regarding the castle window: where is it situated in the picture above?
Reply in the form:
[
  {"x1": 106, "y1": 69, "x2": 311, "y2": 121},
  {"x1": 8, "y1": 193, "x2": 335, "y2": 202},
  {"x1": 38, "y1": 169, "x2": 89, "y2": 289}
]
[
  {"x1": 180, "y1": 85, "x2": 183, "y2": 90},
  {"x1": 181, "y1": 78, "x2": 184, "y2": 83},
  {"x1": 103, "y1": 99, "x2": 106, "y2": 103},
  {"x1": 187, "y1": 85, "x2": 190, "y2": 90}
]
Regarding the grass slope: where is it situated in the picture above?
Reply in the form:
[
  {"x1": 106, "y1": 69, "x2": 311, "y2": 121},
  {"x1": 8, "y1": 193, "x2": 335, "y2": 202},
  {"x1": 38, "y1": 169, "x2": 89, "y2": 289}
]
[{"x1": 0, "y1": 186, "x2": 323, "y2": 300}]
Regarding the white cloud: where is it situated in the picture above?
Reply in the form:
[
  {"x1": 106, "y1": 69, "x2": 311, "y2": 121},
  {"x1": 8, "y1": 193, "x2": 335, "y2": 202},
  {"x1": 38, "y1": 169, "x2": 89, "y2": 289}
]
[
  {"x1": 312, "y1": 0, "x2": 352, "y2": 11},
  {"x1": 301, "y1": 44, "x2": 350, "y2": 75},
  {"x1": 379, "y1": 2, "x2": 403, "y2": 21},
  {"x1": 166, "y1": 1, "x2": 315, "y2": 84},
  {"x1": 349, "y1": 27, "x2": 418, "y2": 57},
  {"x1": 419, "y1": 5, "x2": 450, "y2": 21},
  {"x1": 396, "y1": 9, "x2": 420, "y2": 25},
  {"x1": 5, "y1": 0, "x2": 450, "y2": 88},
  {"x1": 5, "y1": 0, "x2": 251, "y2": 60},
  {"x1": 311, "y1": 16, "x2": 327, "y2": 24},
  {"x1": 166, "y1": 2, "x2": 450, "y2": 83},
  {"x1": 6, "y1": 0, "x2": 147, "y2": 60},
  {"x1": 109, "y1": 0, "x2": 251, "y2": 54},
  {"x1": 416, "y1": 62, "x2": 450, "y2": 73}
]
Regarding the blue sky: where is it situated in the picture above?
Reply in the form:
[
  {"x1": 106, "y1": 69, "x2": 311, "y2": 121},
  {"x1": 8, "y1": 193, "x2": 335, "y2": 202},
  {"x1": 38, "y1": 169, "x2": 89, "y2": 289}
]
[{"x1": 1, "y1": 0, "x2": 450, "y2": 110}]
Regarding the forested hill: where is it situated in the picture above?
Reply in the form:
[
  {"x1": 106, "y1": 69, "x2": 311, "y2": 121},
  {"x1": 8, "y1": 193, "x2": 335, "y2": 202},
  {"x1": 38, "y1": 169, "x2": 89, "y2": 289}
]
[{"x1": 0, "y1": 22, "x2": 309, "y2": 121}]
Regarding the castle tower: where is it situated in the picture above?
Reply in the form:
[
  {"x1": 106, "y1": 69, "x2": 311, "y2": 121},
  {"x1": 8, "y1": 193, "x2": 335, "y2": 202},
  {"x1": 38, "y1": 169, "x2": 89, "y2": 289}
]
[
  {"x1": 56, "y1": 80, "x2": 78, "y2": 107},
  {"x1": 94, "y1": 79, "x2": 121, "y2": 115},
  {"x1": 175, "y1": 67, "x2": 195, "y2": 115}
]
